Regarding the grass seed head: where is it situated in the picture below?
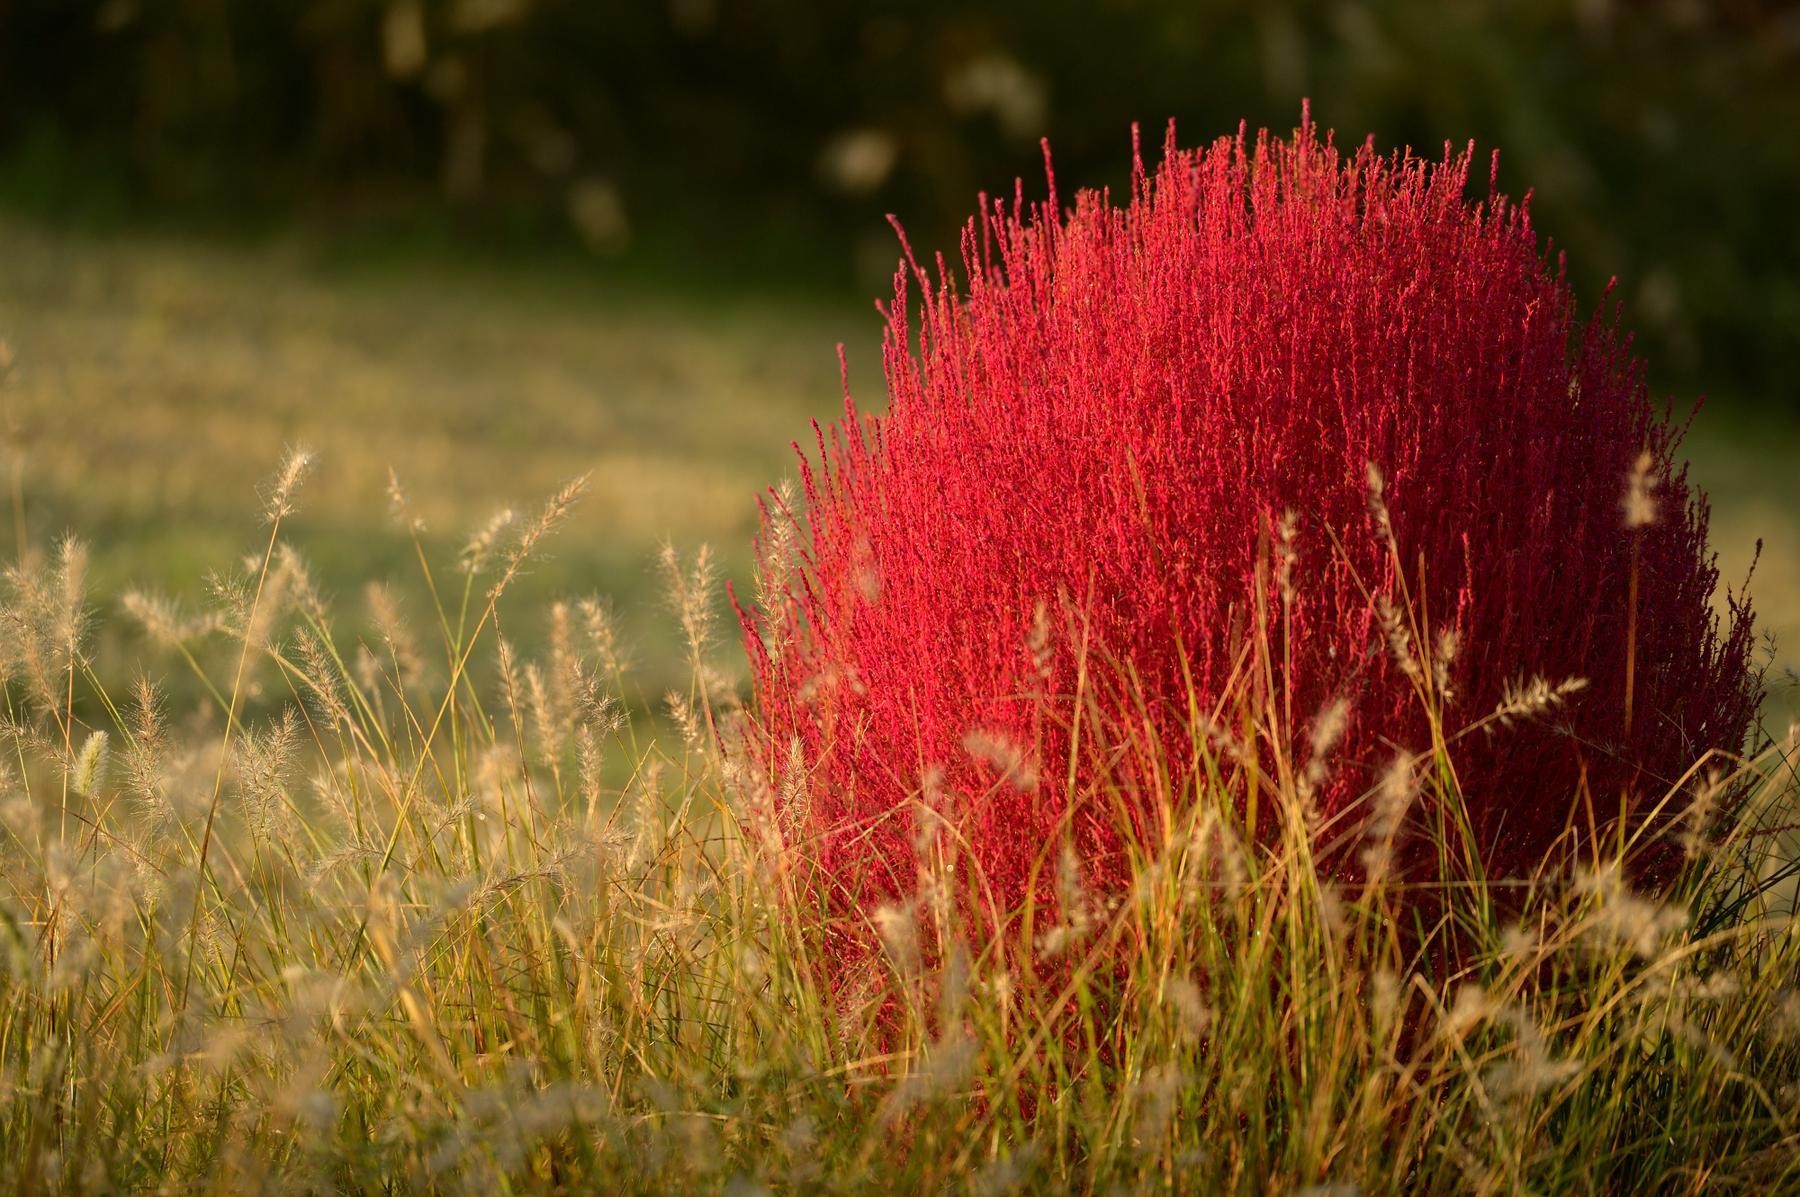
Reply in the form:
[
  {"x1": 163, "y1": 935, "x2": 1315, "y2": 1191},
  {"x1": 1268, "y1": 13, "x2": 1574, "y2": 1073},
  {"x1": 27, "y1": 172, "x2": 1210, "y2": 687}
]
[{"x1": 264, "y1": 445, "x2": 315, "y2": 522}]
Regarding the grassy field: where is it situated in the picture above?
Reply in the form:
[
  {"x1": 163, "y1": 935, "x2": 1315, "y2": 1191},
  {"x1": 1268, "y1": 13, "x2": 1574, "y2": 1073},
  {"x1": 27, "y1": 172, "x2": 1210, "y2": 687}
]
[
  {"x1": 0, "y1": 216, "x2": 1796, "y2": 1193},
  {"x1": 0, "y1": 216, "x2": 892, "y2": 704}
]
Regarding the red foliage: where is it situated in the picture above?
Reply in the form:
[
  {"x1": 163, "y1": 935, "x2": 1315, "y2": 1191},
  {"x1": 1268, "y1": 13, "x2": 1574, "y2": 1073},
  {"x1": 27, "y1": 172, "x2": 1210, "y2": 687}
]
[{"x1": 736, "y1": 114, "x2": 1760, "y2": 922}]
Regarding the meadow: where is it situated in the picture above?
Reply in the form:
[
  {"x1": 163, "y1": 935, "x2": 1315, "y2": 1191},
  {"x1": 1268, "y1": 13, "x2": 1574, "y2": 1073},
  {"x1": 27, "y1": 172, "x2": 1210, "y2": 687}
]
[
  {"x1": 0, "y1": 213, "x2": 1797, "y2": 1193},
  {"x1": 0, "y1": 217, "x2": 885, "y2": 704}
]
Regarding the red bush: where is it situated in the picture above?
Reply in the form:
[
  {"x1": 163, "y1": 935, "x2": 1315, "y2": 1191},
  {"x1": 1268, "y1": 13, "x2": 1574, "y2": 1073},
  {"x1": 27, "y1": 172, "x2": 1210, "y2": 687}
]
[{"x1": 737, "y1": 115, "x2": 1760, "y2": 923}]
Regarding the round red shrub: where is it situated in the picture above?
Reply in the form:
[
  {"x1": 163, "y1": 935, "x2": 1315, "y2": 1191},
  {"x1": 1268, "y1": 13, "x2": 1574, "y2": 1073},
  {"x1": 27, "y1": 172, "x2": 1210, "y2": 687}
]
[{"x1": 737, "y1": 116, "x2": 1760, "y2": 922}]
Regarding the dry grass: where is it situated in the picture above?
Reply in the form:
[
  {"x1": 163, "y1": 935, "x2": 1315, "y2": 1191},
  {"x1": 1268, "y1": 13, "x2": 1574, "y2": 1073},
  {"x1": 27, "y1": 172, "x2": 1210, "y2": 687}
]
[{"x1": 0, "y1": 449, "x2": 1792, "y2": 1194}]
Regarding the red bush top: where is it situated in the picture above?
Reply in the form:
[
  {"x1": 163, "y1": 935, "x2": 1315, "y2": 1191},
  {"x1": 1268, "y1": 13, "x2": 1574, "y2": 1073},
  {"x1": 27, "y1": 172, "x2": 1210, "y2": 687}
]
[{"x1": 738, "y1": 115, "x2": 1760, "y2": 922}]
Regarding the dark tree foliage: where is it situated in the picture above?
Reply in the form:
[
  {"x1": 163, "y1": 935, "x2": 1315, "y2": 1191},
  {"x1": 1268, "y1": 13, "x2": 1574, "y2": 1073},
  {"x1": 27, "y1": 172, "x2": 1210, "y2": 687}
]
[{"x1": 0, "y1": 1, "x2": 1792, "y2": 410}]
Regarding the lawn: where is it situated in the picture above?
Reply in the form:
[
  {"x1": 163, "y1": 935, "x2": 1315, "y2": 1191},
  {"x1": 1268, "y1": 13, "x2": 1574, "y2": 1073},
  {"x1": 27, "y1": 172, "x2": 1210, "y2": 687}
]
[{"x1": 0, "y1": 216, "x2": 886, "y2": 701}]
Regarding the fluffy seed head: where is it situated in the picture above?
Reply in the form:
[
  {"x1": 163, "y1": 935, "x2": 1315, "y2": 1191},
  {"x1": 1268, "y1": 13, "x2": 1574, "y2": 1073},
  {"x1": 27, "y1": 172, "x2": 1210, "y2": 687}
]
[
  {"x1": 264, "y1": 446, "x2": 315, "y2": 522},
  {"x1": 1623, "y1": 450, "x2": 1659, "y2": 531}
]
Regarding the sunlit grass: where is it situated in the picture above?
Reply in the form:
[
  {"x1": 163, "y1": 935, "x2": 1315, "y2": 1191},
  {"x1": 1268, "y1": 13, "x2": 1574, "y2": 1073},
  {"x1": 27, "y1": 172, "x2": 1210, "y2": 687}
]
[{"x1": 0, "y1": 448, "x2": 1793, "y2": 1193}]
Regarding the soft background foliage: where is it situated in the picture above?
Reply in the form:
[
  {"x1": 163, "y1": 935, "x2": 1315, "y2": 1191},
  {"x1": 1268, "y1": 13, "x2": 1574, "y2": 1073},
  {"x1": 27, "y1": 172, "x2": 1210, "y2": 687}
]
[{"x1": 2, "y1": 1, "x2": 1795, "y2": 415}]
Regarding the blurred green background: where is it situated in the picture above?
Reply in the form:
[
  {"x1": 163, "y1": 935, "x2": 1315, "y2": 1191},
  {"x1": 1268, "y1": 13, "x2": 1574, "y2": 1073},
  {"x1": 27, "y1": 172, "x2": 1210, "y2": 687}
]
[{"x1": 0, "y1": 0, "x2": 1794, "y2": 715}]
